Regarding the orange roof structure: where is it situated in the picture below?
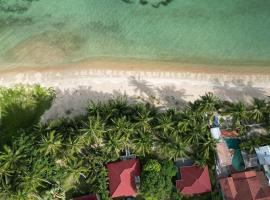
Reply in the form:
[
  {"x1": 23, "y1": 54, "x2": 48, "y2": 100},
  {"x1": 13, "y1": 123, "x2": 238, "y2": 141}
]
[
  {"x1": 220, "y1": 171, "x2": 270, "y2": 200},
  {"x1": 176, "y1": 165, "x2": 211, "y2": 195},
  {"x1": 221, "y1": 130, "x2": 238, "y2": 138},
  {"x1": 107, "y1": 159, "x2": 140, "y2": 198}
]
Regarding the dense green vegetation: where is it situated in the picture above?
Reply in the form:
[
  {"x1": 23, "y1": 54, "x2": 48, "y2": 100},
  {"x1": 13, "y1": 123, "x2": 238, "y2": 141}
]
[
  {"x1": 140, "y1": 159, "x2": 177, "y2": 200},
  {"x1": 0, "y1": 85, "x2": 55, "y2": 145},
  {"x1": 1, "y1": 85, "x2": 270, "y2": 199}
]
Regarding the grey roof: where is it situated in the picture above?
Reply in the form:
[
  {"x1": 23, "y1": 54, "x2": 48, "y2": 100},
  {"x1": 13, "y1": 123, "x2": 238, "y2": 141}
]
[
  {"x1": 241, "y1": 151, "x2": 259, "y2": 169},
  {"x1": 174, "y1": 157, "x2": 194, "y2": 168},
  {"x1": 255, "y1": 145, "x2": 270, "y2": 165}
]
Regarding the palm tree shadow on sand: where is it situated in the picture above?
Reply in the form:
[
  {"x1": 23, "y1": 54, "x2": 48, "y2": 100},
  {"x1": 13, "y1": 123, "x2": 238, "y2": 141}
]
[
  {"x1": 212, "y1": 78, "x2": 267, "y2": 102},
  {"x1": 156, "y1": 85, "x2": 192, "y2": 109},
  {"x1": 128, "y1": 76, "x2": 192, "y2": 109},
  {"x1": 41, "y1": 86, "x2": 136, "y2": 121},
  {"x1": 128, "y1": 76, "x2": 156, "y2": 98}
]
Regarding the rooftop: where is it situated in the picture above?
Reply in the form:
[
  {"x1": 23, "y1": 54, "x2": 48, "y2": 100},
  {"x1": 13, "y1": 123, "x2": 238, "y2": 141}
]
[
  {"x1": 107, "y1": 159, "x2": 140, "y2": 198},
  {"x1": 241, "y1": 151, "x2": 259, "y2": 169},
  {"x1": 220, "y1": 171, "x2": 270, "y2": 200},
  {"x1": 210, "y1": 127, "x2": 221, "y2": 140},
  {"x1": 255, "y1": 145, "x2": 270, "y2": 166},
  {"x1": 176, "y1": 165, "x2": 211, "y2": 195},
  {"x1": 216, "y1": 142, "x2": 232, "y2": 167},
  {"x1": 221, "y1": 130, "x2": 238, "y2": 138}
]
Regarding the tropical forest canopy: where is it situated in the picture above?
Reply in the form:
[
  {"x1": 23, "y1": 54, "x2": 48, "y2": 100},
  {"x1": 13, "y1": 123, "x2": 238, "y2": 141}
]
[
  {"x1": 1, "y1": 85, "x2": 270, "y2": 199},
  {"x1": 0, "y1": 85, "x2": 55, "y2": 145}
]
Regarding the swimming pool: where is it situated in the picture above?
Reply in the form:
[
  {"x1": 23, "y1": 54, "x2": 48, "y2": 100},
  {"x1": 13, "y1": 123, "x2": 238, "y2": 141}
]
[{"x1": 224, "y1": 138, "x2": 245, "y2": 171}]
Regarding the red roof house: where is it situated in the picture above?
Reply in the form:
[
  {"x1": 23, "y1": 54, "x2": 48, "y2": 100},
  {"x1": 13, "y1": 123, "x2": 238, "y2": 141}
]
[
  {"x1": 176, "y1": 165, "x2": 211, "y2": 195},
  {"x1": 73, "y1": 194, "x2": 97, "y2": 200},
  {"x1": 220, "y1": 171, "x2": 270, "y2": 200},
  {"x1": 107, "y1": 159, "x2": 140, "y2": 198}
]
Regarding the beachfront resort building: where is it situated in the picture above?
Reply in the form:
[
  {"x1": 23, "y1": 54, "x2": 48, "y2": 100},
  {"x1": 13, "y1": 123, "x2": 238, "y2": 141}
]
[
  {"x1": 211, "y1": 128, "x2": 245, "y2": 177},
  {"x1": 107, "y1": 159, "x2": 140, "y2": 199},
  {"x1": 219, "y1": 171, "x2": 270, "y2": 200},
  {"x1": 175, "y1": 165, "x2": 211, "y2": 196}
]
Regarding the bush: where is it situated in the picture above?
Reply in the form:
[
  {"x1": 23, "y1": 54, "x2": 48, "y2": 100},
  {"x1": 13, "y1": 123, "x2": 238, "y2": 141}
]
[{"x1": 140, "y1": 160, "x2": 177, "y2": 200}]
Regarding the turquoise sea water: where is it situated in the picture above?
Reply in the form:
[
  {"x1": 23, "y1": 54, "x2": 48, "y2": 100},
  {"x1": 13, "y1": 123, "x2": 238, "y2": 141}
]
[{"x1": 0, "y1": 0, "x2": 270, "y2": 67}]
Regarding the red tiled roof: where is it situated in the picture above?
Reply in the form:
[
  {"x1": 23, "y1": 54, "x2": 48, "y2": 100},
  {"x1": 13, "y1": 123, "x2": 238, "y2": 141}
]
[
  {"x1": 73, "y1": 194, "x2": 97, "y2": 200},
  {"x1": 176, "y1": 165, "x2": 211, "y2": 195},
  {"x1": 107, "y1": 159, "x2": 140, "y2": 198},
  {"x1": 221, "y1": 130, "x2": 238, "y2": 138},
  {"x1": 220, "y1": 171, "x2": 270, "y2": 200}
]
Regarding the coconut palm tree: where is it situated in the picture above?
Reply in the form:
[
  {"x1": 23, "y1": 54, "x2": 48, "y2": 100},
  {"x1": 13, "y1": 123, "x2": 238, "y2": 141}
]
[
  {"x1": 43, "y1": 185, "x2": 65, "y2": 200},
  {"x1": 153, "y1": 131, "x2": 171, "y2": 158},
  {"x1": 110, "y1": 117, "x2": 134, "y2": 146},
  {"x1": 239, "y1": 135, "x2": 268, "y2": 154},
  {"x1": 191, "y1": 92, "x2": 220, "y2": 115},
  {"x1": 249, "y1": 98, "x2": 267, "y2": 123},
  {"x1": 198, "y1": 135, "x2": 217, "y2": 163},
  {"x1": 65, "y1": 136, "x2": 85, "y2": 159},
  {"x1": 177, "y1": 119, "x2": 190, "y2": 133},
  {"x1": 103, "y1": 132, "x2": 125, "y2": 157},
  {"x1": 184, "y1": 128, "x2": 205, "y2": 145},
  {"x1": 184, "y1": 113, "x2": 208, "y2": 144},
  {"x1": 167, "y1": 134, "x2": 188, "y2": 160},
  {"x1": 226, "y1": 101, "x2": 249, "y2": 127},
  {"x1": 88, "y1": 101, "x2": 104, "y2": 117},
  {"x1": 134, "y1": 108, "x2": 154, "y2": 133},
  {"x1": 132, "y1": 130, "x2": 153, "y2": 156},
  {"x1": 155, "y1": 115, "x2": 175, "y2": 133},
  {"x1": 19, "y1": 170, "x2": 49, "y2": 194},
  {"x1": 39, "y1": 131, "x2": 62, "y2": 157},
  {"x1": 0, "y1": 145, "x2": 26, "y2": 172},
  {"x1": 106, "y1": 97, "x2": 130, "y2": 120},
  {"x1": 62, "y1": 159, "x2": 88, "y2": 189},
  {"x1": 80, "y1": 115, "x2": 106, "y2": 146},
  {"x1": 0, "y1": 166, "x2": 12, "y2": 187}
]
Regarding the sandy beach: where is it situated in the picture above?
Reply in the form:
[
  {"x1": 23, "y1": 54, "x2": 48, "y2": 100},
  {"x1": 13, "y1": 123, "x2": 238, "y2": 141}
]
[{"x1": 1, "y1": 59, "x2": 270, "y2": 122}]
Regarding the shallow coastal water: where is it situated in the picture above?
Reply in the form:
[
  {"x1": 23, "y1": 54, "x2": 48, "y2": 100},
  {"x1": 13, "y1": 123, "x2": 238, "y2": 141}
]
[{"x1": 0, "y1": 0, "x2": 270, "y2": 68}]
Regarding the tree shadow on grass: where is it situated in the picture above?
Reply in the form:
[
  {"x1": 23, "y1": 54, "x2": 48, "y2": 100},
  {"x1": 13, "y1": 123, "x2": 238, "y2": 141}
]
[{"x1": 212, "y1": 78, "x2": 266, "y2": 102}]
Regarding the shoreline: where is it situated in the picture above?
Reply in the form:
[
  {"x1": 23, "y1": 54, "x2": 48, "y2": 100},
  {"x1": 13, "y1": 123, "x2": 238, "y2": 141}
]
[
  {"x1": 1, "y1": 57, "x2": 270, "y2": 76},
  {"x1": 1, "y1": 59, "x2": 270, "y2": 121}
]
